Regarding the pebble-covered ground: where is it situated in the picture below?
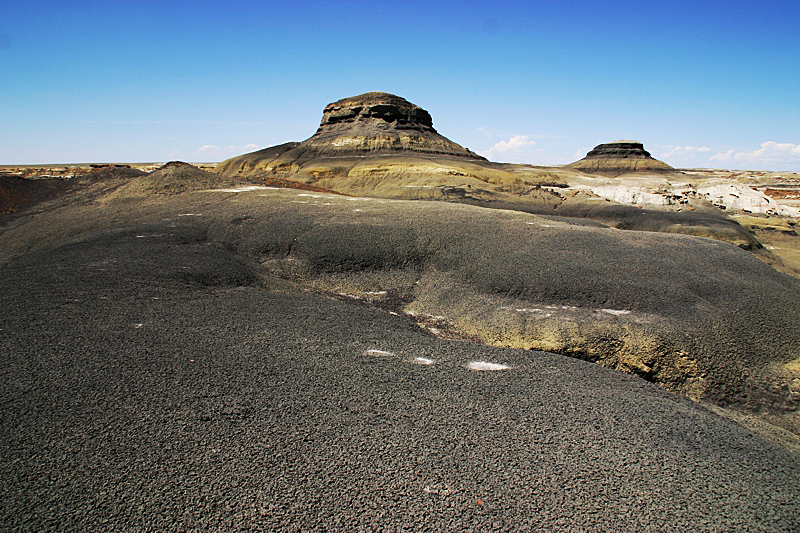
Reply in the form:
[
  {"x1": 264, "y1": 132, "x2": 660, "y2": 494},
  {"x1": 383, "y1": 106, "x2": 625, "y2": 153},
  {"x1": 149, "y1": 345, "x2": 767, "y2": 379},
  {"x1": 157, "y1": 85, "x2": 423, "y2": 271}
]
[{"x1": 2, "y1": 226, "x2": 798, "y2": 532}]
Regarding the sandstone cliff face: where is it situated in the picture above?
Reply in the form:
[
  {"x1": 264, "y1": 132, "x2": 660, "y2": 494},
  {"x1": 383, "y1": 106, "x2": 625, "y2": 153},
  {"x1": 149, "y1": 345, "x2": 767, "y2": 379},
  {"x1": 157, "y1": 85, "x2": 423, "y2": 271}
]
[
  {"x1": 569, "y1": 140, "x2": 674, "y2": 174},
  {"x1": 215, "y1": 92, "x2": 485, "y2": 178}
]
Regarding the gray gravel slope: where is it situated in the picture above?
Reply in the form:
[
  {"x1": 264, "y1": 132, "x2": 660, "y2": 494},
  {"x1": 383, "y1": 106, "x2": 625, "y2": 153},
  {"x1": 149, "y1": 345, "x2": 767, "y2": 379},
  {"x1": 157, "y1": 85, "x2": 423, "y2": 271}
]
[{"x1": 1, "y1": 224, "x2": 799, "y2": 532}]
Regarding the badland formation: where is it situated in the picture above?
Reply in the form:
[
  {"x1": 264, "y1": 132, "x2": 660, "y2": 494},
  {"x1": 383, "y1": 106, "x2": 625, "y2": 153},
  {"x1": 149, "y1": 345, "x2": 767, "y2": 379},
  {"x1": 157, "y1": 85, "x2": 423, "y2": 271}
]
[
  {"x1": 568, "y1": 140, "x2": 675, "y2": 173},
  {"x1": 2, "y1": 91, "x2": 799, "y2": 530}
]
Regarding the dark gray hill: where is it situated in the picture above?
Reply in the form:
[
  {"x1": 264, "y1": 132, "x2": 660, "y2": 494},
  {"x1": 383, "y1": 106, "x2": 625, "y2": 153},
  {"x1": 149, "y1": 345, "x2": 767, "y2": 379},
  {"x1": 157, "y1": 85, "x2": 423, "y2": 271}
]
[
  {"x1": 2, "y1": 205, "x2": 798, "y2": 531},
  {"x1": 106, "y1": 161, "x2": 235, "y2": 199}
]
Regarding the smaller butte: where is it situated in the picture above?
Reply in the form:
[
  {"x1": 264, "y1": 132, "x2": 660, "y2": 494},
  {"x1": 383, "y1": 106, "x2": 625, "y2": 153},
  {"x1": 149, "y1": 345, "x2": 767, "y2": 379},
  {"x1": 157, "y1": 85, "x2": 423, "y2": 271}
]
[{"x1": 568, "y1": 140, "x2": 674, "y2": 175}]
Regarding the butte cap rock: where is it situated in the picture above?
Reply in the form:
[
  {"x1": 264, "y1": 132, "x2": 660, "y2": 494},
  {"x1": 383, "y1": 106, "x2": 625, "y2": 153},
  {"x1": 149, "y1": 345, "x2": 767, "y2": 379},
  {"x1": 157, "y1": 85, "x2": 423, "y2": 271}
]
[
  {"x1": 215, "y1": 92, "x2": 485, "y2": 177},
  {"x1": 568, "y1": 140, "x2": 674, "y2": 175},
  {"x1": 306, "y1": 92, "x2": 482, "y2": 158}
]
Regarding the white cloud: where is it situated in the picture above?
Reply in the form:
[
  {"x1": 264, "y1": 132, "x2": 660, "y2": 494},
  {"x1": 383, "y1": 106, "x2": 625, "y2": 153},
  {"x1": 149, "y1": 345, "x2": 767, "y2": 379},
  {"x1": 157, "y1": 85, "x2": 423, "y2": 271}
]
[
  {"x1": 479, "y1": 135, "x2": 538, "y2": 163},
  {"x1": 195, "y1": 143, "x2": 261, "y2": 157},
  {"x1": 708, "y1": 141, "x2": 800, "y2": 170},
  {"x1": 657, "y1": 145, "x2": 712, "y2": 168},
  {"x1": 659, "y1": 146, "x2": 711, "y2": 158}
]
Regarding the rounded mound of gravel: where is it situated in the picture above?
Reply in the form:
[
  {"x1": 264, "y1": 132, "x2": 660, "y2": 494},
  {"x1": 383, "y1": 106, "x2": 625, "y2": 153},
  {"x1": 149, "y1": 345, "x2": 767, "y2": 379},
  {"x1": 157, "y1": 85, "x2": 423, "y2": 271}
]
[{"x1": 108, "y1": 161, "x2": 233, "y2": 198}]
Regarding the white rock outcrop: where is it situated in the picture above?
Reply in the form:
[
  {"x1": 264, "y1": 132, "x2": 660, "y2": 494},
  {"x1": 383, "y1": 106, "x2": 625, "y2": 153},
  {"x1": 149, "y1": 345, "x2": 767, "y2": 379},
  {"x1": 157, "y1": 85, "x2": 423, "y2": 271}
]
[
  {"x1": 696, "y1": 183, "x2": 800, "y2": 217},
  {"x1": 577, "y1": 180, "x2": 799, "y2": 217}
]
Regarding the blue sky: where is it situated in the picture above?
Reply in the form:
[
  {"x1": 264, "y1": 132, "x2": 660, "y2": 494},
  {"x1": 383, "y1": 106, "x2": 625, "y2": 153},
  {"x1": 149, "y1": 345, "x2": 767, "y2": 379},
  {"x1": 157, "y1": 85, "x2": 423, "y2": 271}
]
[{"x1": 2, "y1": 0, "x2": 799, "y2": 170}]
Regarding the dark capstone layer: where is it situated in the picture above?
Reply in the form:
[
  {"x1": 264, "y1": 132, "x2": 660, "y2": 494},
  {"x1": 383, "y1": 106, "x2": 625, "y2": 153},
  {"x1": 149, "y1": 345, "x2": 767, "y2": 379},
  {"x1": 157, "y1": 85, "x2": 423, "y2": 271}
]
[
  {"x1": 317, "y1": 92, "x2": 435, "y2": 132},
  {"x1": 583, "y1": 141, "x2": 654, "y2": 160}
]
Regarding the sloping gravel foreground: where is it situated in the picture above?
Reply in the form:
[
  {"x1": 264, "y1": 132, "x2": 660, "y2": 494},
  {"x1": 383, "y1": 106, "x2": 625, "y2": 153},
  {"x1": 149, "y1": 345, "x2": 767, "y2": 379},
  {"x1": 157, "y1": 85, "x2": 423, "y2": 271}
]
[
  {"x1": 1, "y1": 230, "x2": 799, "y2": 532},
  {"x1": 5, "y1": 186, "x2": 800, "y2": 425}
]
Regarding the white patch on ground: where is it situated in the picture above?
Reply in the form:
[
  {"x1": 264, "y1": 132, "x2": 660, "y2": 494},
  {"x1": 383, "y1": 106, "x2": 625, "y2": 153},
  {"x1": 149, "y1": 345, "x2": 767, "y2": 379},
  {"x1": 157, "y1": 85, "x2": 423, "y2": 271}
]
[
  {"x1": 365, "y1": 349, "x2": 395, "y2": 357},
  {"x1": 364, "y1": 291, "x2": 388, "y2": 296},
  {"x1": 601, "y1": 309, "x2": 632, "y2": 316},
  {"x1": 348, "y1": 197, "x2": 373, "y2": 201},
  {"x1": 335, "y1": 292, "x2": 363, "y2": 301},
  {"x1": 208, "y1": 185, "x2": 270, "y2": 193},
  {"x1": 413, "y1": 357, "x2": 435, "y2": 365},
  {"x1": 468, "y1": 361, "x2": 511, "y2": 371},
  {"x1": 134, "y1": 323, "x2": 144, "y2": 329},
  {"x1": 297, "y1": 193, "x2": 326, "y2": 198},
  {"x1": 423, "y1": 484, "x2": 454, "y2": 495},
  {"x1": 177, "y1": 213, "x2": 203, "y2": 216}
]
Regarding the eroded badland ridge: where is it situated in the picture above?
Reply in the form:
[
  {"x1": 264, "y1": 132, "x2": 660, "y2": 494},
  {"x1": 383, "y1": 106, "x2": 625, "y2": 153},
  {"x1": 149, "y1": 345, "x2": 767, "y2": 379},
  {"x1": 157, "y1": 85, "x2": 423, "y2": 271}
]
[{"x1": 2, "y1": 92, "x2": 800, "y2": 531}]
